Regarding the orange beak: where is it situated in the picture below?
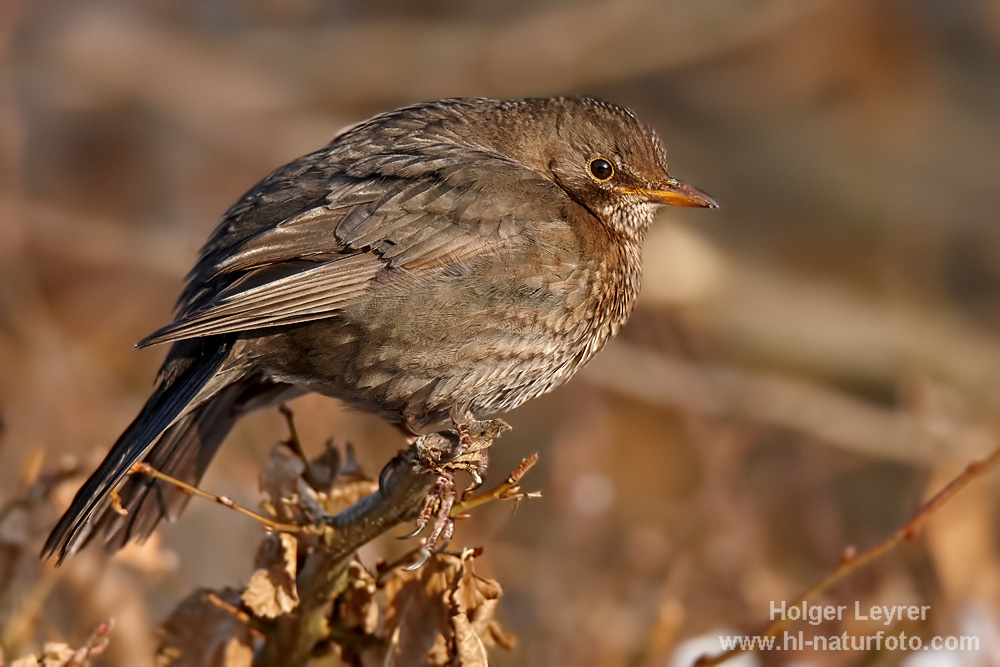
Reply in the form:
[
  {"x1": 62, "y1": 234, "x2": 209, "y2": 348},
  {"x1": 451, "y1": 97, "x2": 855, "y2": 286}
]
[{"x1": 628, "y1": 177, "x2": 719, "y2": 208}]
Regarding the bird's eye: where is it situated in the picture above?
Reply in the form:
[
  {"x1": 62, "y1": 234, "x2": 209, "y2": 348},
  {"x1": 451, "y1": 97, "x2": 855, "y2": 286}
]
[{"x1": 588, "y1": 157, "x2": 614, "y2": 182}]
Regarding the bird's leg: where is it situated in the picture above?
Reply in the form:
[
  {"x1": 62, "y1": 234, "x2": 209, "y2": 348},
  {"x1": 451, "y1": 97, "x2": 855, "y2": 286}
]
[
  {"x1": 406, "y1": 474, "x2": 450, "y2": 536},
  {"x1": 404, "y1": 473, "x2": 456, "y2": 569},
  {"x1": 419, "y1": 488, "x2": 455, "y2": 560},
  {"x1": 441, "y1": 408, "x2": 476, "y2": 463},
  {"x1": 445, "y1": 410, "x2": 492, "y2": 491},
  {"x1": 456, "y1": 421, "x2": 471, "y2": 448}
]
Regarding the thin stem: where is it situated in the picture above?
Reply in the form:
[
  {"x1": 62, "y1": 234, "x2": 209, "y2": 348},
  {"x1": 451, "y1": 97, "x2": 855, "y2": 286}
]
[
  {"x1": 129, "y1": 462, "x2": 322, "y2": 535},
  {"x1": 451, "y1": 453, "x2": 540, "y2": 516}
]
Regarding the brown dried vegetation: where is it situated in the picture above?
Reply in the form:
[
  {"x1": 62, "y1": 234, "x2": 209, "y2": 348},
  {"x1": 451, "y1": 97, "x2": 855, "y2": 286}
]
[{"x1": 4, "y1": 0, "x2": 1000, "y2": 665}]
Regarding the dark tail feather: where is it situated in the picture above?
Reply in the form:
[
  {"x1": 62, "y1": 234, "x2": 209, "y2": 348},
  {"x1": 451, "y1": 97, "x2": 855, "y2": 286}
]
[
  {"x1": 91, "y1": 379, "x2": 300, "y2": 552},
  {"x1": 42, "y1": 344, "x2": 229, "y2": 563},
  {"x1": 90, "y1": 382, "x2": 244, "y2": 552}
]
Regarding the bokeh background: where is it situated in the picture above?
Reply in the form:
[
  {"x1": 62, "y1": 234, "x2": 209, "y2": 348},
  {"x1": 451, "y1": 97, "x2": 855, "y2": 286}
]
[{"x1": 3, "y1": 0, "x2": 1000, "y2": 665}]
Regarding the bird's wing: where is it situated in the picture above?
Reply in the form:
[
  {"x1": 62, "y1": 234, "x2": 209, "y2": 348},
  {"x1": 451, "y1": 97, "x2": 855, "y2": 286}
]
[
  {"x1": 139, "y1": 144, "x2": 576, "y2": 347},
  {"x1": 138, "y1": 255, "x2": 384, "y2": 346}
]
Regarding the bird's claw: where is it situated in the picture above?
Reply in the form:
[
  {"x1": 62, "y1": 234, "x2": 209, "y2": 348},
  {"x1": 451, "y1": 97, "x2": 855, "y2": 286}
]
[
  {"x1": 378, "y1": 458, "x2": 394, "y2": 494},
  {"x1": 438, "y1": 448, "x2": 462, "y2": 464},
  {"x1": 397, "y1": 471, "x2": 456, "y2": 570},
  {"x1": 398, "y1": 522, "x2": 425, "y2": 540},
  {"x1": 465, "y1": 468, "x2": 484, "y2": 492},
  {"x1": 403, "y1": 548, "x2": 432, "y2": 571}
]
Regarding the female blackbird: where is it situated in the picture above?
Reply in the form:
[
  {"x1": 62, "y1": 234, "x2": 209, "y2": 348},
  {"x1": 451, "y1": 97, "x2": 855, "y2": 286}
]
[{"x1": 43, "y1": 96, "x2": 716, "y2": 561}]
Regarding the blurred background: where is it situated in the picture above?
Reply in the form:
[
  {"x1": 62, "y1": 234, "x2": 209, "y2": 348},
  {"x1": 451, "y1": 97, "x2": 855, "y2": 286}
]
[{"x1": 3, "y1": 0, "x2": 1000, "y2": 665}]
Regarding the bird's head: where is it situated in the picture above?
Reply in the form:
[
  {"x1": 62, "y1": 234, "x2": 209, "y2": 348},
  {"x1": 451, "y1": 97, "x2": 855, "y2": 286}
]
[{"x1": 529, "y1": 97, "x2": 718, "y2": 240}]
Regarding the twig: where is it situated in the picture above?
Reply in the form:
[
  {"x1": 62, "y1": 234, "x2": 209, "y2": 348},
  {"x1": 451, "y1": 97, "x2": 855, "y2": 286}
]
[
  {"x1": 277, "y1": 404, "x2": 308, "y2": 465},
  {"x1": 129, "y1": 462, "x2": 322, "y2": 535},
  {"x1": 695, "y1": 445, "x2": 1000, "y2": 666},
  {"x1": 205, "y1": 591, "x2": 261, "y2": 631},
  {"x1": 452, "y1": 453, "x2": 541, "y2": 516}
]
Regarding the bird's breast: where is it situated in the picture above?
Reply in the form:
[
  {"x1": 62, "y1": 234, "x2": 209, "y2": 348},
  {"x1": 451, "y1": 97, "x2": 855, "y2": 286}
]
[{"x1": 254, "y1": 223, "x2": 644, "y2": 428}]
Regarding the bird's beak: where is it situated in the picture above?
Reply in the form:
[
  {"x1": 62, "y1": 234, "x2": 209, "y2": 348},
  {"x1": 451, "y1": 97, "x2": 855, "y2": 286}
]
[{"x1": 628, "y1": 177, "x2": 719, "y2": 208}]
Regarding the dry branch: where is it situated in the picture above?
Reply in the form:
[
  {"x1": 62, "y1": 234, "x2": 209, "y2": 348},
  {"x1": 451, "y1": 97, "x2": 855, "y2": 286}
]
[{"x1": 256, "y1": 419, "x2": 510, "y2": 667}]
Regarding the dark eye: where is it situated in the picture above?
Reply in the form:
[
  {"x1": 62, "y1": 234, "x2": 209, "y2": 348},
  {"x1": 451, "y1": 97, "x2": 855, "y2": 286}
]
[{"x1": 588, "y1": 157, "x2": 614, "y2": 181}]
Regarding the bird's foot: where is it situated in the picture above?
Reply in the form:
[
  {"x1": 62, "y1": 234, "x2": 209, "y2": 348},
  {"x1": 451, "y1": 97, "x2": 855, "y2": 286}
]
[
  {"x1": 440, "y1": 417, "x2": 494, "y2": 490},
  {"x1": 440, "y1": 410, "x2": 477, "y2": 463},
  {"x1": 402, "y1": 418, "x2": 509, "y2": 568},
  {"x1": 404, "y1": 473, "x2": 456, "y2": 570}
]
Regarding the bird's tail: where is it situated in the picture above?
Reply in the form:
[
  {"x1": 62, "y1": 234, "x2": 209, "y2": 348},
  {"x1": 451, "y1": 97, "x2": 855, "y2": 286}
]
[
  {"x1": 42, "y1": 342, "x2": 230, "y2": 563},
  {"x1": 90, "y1": 381, "x2": 247, "y2": 552}
]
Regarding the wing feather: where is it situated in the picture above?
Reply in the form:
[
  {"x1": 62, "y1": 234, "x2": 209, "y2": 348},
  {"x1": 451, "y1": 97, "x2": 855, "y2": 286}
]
[
  {"x1": 141, "y1": 142, "x2": 579, "y2": 347},
  {"x1": 139, "y1": 254, "x2": 381, "y2": 346}
]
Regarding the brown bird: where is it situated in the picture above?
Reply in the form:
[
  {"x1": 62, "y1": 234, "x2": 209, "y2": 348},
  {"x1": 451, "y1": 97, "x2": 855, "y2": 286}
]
[{"x1": 43, "y1": 96, "x2": 717, "y2": 562}]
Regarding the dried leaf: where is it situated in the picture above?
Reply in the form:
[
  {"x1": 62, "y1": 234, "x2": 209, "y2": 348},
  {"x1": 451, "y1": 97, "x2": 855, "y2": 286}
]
[
  {"x1": 5, "y1": 622, "x2": 113, "y2": 667},
  {"x1": 38, "y1": 643, "x2": 73, "y2": 667},
  {"x1": 303, "y1": 443, "x2": 340, "y2": 492},
  {"x1": 337, "y1": 561, "x2": 379, "y2": 634},
  {"x1": 157, "y1": 588, "x2": 253, "y2": 667},
  {"x1": 451, "y1": 612, "x2": 488, "y2": 667},
  {"x1": 453, "y1": 551, "x2": 516, "y2": 651},
  {"x1": 383, "y1": 561, "x2": 451, "y2": 667},
  {"x1": 242, "y1": 533, "x2": 299, "y2": 618},
  {"x1": 219, "y1": 637, "x2": 253, "y2": 667},
  {"x1": 382, "y1": 549, "x2": 510, "y2": 666},
  {"x1": 259, "y1": 444, "x2": 305, "y2": 507}
]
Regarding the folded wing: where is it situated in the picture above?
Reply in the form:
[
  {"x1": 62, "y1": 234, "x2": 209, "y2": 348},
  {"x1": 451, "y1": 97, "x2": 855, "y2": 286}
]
[{"x1": 140, "y1": 143, "x2": 570, "y2": 347}]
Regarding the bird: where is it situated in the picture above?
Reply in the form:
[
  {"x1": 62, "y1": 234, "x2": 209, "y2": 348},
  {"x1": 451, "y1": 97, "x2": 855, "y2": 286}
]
[{"x1": 42, "y1": 96, "x2": 717, "y2": 562}]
